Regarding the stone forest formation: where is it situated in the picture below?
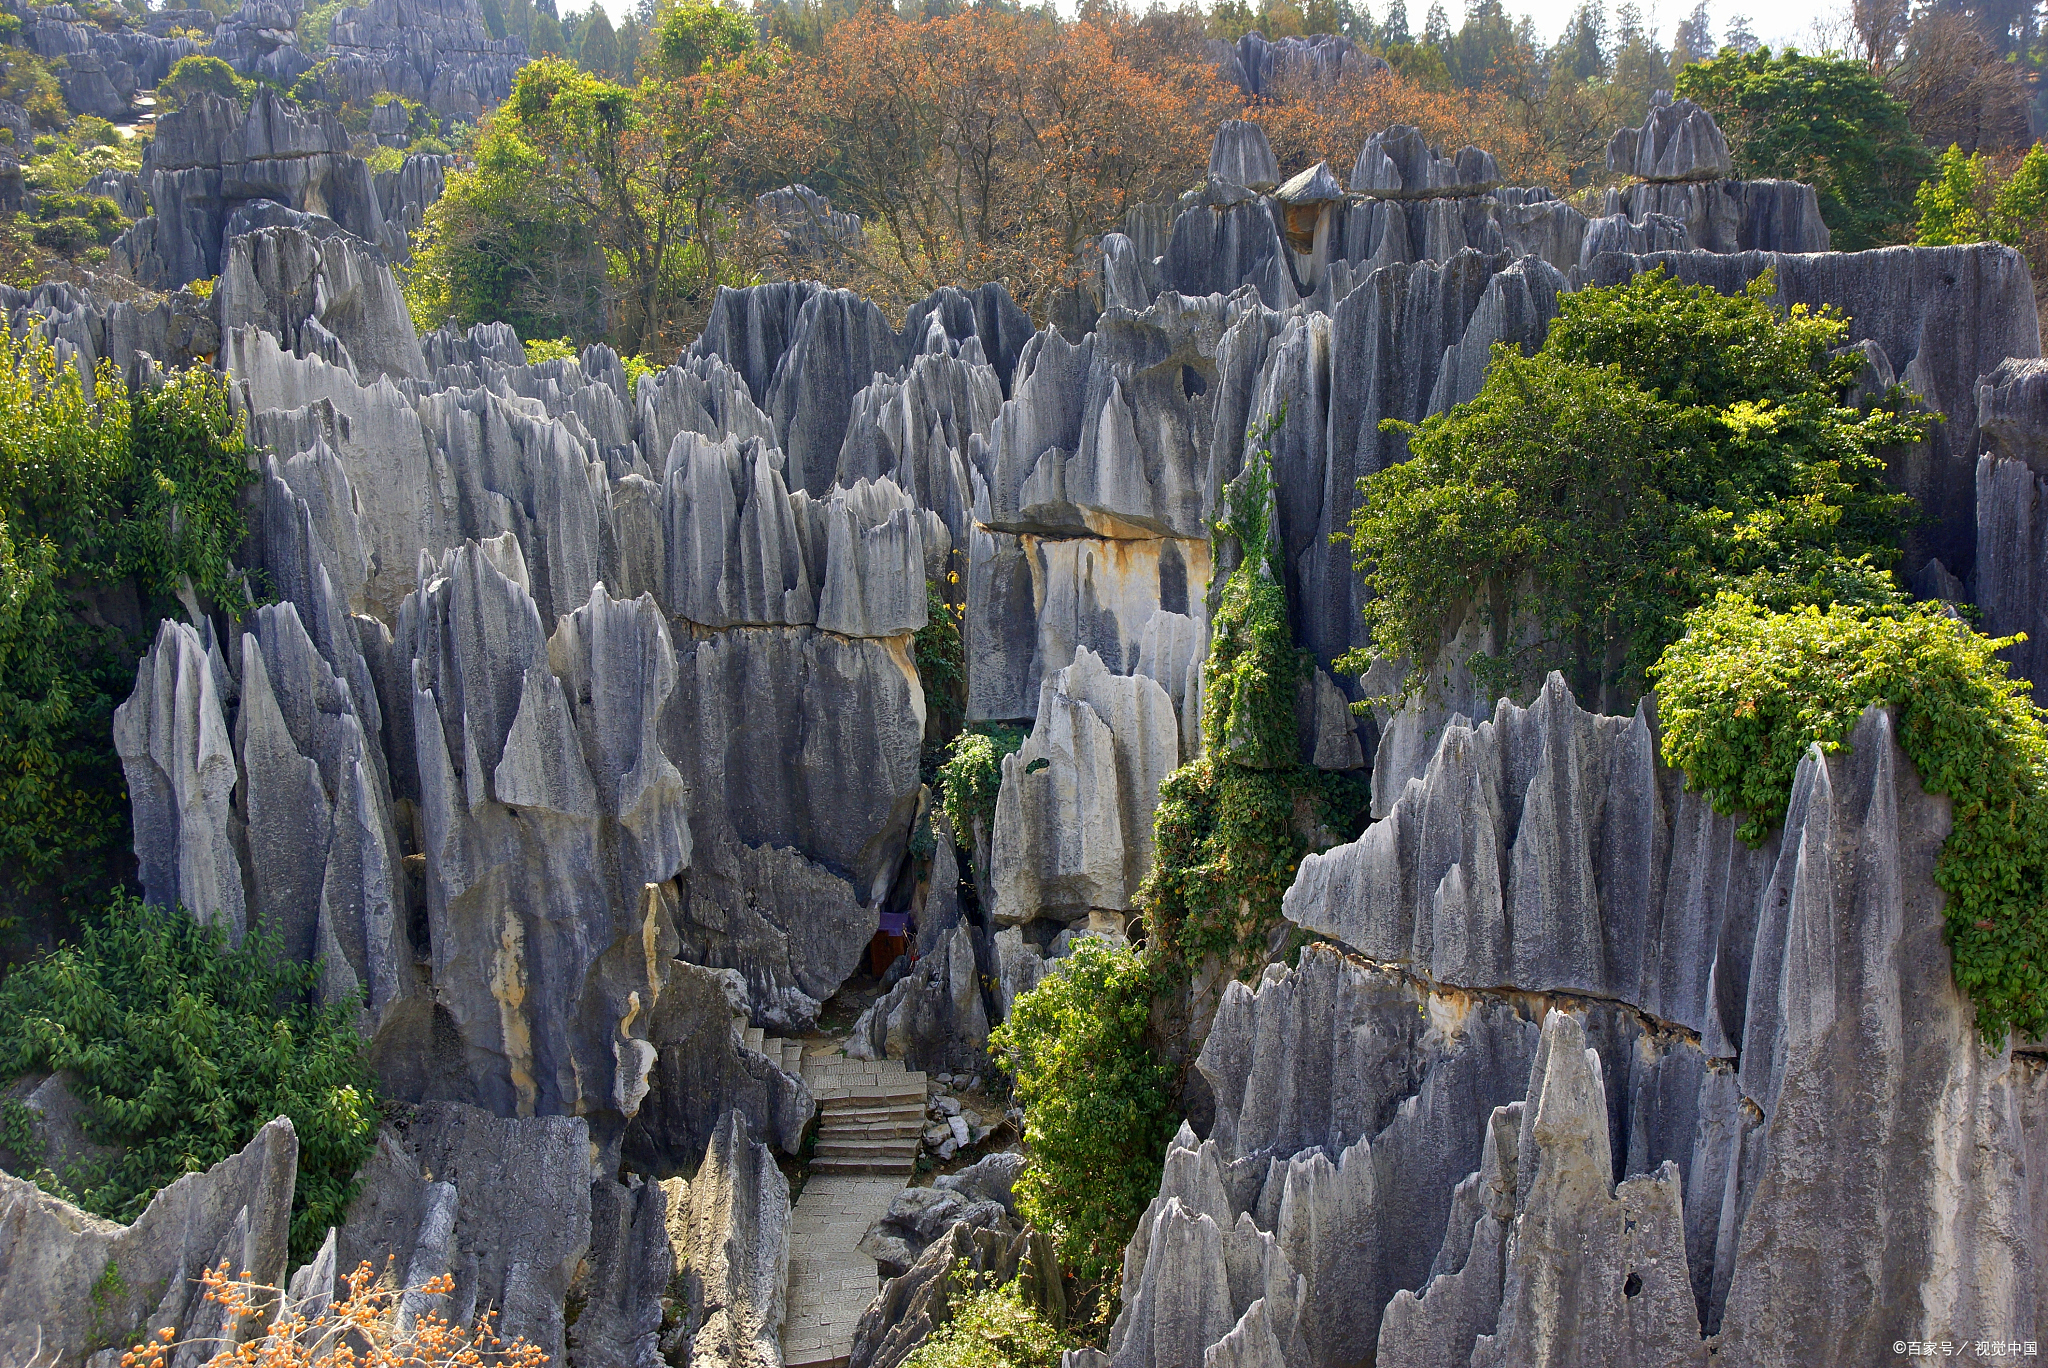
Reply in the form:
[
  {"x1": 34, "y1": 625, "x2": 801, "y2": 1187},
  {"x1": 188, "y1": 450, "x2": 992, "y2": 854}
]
[{"x1": 0, "y1": 2, "x2": 2046, "y2": 1365}]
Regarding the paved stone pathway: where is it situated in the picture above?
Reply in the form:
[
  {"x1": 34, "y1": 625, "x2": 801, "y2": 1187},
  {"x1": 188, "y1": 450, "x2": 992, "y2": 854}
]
[{"x1": 782, "y1": 1054, "x2": 928, "y2": 1368}]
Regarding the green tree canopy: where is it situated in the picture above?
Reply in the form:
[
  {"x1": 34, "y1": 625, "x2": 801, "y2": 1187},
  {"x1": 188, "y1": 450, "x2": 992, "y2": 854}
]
[
  {"x1": 1342, "y1": 268, "x2": 1922, "y2": 707},
  {"x1": 656, "y1": 0, "x2": 756, "y2": 74},
  {"x1": 1676, "y1": 47, "x2": 1931, "y2": 250},
  {"x1": 989, "y1": 937, "x2": 1175, "y2": 1281},
  {"x1": 155, "y1": 54, "x2": 250, "y2": 111},
  {"x1": 0, "y1": 331, "x2": 253, "y2": 918},
  {"x1": 1654, "y1": 595, "x2": 2048, "y2": 1043}
]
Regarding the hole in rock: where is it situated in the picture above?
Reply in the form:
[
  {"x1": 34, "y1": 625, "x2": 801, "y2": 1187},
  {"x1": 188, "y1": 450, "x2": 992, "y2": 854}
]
[
  {"x1": 1623, "y1": 1272, "x2": 1643, "y2": 1298},
  {"x1": 1182, "y1": 364, "x2": 1207, "y2": 399}
]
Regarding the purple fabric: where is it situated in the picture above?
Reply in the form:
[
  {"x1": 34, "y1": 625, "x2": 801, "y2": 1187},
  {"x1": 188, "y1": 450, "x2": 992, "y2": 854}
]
[{"x1": 877, "y1": 911, "x2": 910, "y2": 935}]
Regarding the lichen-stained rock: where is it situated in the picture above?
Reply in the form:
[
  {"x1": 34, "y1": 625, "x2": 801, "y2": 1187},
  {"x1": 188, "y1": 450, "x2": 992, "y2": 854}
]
[
  {"x1": 386, "y1": 544, "x2": 686, "y2": 1122},
  {"x1": 1709, "y1": 708, "x2": 2036, "y2": 1365},
  {"x1": 416, "y1": 383, "x2": 613, "y2": 626},
  {"x1": 674, "y1": 828, "x2": 873, "y2": 1030},
  {"x1": 1973, "y1": 451, "x2": 2048, "y2": 700},
  {"x1": 990, "y1": 647, "x2": 1179, "y2": 925},
  {"x1": 663, "y1": 432, "x2": 817, "y2": 629},
  {"x1": 114, "y1": 618, "x2": 247, "y2": 939},
  {"x1": 626, "y1": 956, "x2": 813, "y2": 1166},
  {"x1": 970, "y1": 534, "x2": 1212, "y2": 723},
  {"x1": 1579, "y1": 210, "x2": 1689, "y2": 264},
  {"x1": 0, "y1": 1117, "x2": 298, "y2": 1368},
  {"x1": 767, "y1": 286, "x2": 903, "y2": 497},
  {"x1": 1975, "y1": 359, "x2": 2048, "y2": 697},
  {"x1": 856, "y1": 1184, "x2": 1012, "y2": 1281},
  {"x1": 664, "y1": 1110, "x2": 792, "y2": 1368},
  {"x1": 1101, "y1": 232, "x2": 1156, "y2": 314},
  {"x1": 1350, "y1": 126, "x2": 1500, "y2": 199},
  {"x1": 845, "y1": 920, "x2": 991, "y2": 1073},
  {"x1": 246, "y1": 431, "x2": 374, "y2": 619},
  {"x1": 217, "y1": 225, "x2": 428, "y2": 381},
  {"x1": 322, "y1": 0, "x2": 529, "y2": 120},
  {"x1": 135, "y1": 88, "x2": 388, "y2": 288},
  {"x1": 1498, "y1": 197, "x2": 1590, "y2": 271},
  {"x1": 1162, "y1": 194, "x2": 1299, "y2": 308},
  {"x1": 1476, "y1": 1012, "x2": 1706, "y2": 1368},
  {"x1": 693, "y1": 279, "x2": 826, "y2": 410},
  {"x1": 900, "y1": 281, "x2": 1036, "y2": 397},
  {"x1": 1601, "y1": 178, "x2": 1829, "y2": 255},
  {"x1": 546, "y1": 586, "x2": 692, "y2": 894},
  {"x1": 808, "y1": 477, "x2": 937, "y2": 638},
  {"x1": 1208, "y1": 118, "x2": 1281, "y2": 190},
  {"x1": 1287, "y1": 674, "x2": 1775, "y2": 1030},
  {"x1": 1376, "y1": 1104, "x2": 1522, "y2": 1368},
  {"x1": 973, "y1": 292, "x2": 1260, "y2": 549},
  {"x1": 668, "y1": 623, "x2": 923, "y2": 901},
  {"x1": 235, "y1": 600, "x2": 403, "y2": 1015},
  {"x1": 1605, "y1": 97, "x2": 1733, "y2": 183}
]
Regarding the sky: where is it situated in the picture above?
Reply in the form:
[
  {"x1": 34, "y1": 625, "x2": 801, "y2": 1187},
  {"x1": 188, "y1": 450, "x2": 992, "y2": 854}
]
[{"x1": 581, "y1": 0, "x2": 1843, "y2": 64}]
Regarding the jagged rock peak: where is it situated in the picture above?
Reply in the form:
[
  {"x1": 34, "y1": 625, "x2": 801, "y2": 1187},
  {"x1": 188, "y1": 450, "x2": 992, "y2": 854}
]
[
  {"x1": 1605, "y1": 95, "x2": 1734, "y2": 183},
  {"x1": 1209, "y1": 119, "x2": 1281, "y2": 191},
  {"x1": 1351, "y1": 126, "x2": 1501, "y2": 199}
]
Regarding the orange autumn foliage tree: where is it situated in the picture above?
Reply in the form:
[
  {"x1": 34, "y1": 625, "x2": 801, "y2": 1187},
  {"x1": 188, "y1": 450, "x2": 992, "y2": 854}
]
[
  {"x1": 726, "y1": 8, "x2": 1235, "y2": 317},
  {"x1": 1248, "y1": 63, "x2": 1574, "y2": 190},
  {"x1": 123, "y1": 1260, "x2": 549, "y2": 1368}
]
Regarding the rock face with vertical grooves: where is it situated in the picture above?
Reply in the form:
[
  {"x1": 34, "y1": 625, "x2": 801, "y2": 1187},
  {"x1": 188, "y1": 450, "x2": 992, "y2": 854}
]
[
  {"x1": 1605, "y1": 96, "x2": 1733, "y2": 183},
  {"x1": 1115, "y1": 695, "x2": 2048, "y2": 1367},
  {"x1": 664, "y1": 1110, "x2": 793, "y2": 1368},
  {"x1": 0, "y1": 1118, "x2": 299, "y2": 1368},
  {"x1": 991, "y1": 647, "x2": 1181, "y2": 928},
  {"x1": 1974, "y1": 358, "x2": 2048, "y2": 698},
  {"x1": 25, "y1": 101, "x2": 2044, "y2": 1355}
]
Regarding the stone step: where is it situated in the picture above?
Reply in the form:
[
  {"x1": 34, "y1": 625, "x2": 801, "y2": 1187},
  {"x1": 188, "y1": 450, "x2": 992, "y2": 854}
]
[
  {"x1": 813, "y1": 1078, "x2": 926, "y2": 1105},
  {"x1": 803, "y1": 1057, "x2": 919, "y2": 1078},
  {"x1": 743, "y1": 1025, "x2": 765, "y2": 1055},
  {"x1": 814, "y1": 1139, "x2": 920, "y2": 1164},
  {"x1": 781, "y1": 1040, "x2": 805, "y2": 1072},
  {"x1": 809, "y1": 1154, "x2": 917, "y2": 1176},
  {"x1": 821, "y1": 1118, "x2": 923, "y2": 1141}
]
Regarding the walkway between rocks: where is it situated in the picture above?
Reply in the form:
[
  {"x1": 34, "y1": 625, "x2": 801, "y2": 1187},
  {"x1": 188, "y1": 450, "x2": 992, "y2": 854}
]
[{"x1": 782, "y1": 1051, "x2": 928, "y2": 1368}]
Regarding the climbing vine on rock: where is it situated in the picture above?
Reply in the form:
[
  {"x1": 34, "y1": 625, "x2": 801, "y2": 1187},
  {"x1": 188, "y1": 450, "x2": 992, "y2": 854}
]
[
  {"x1": 936, "y1": 724, "x2": 1026, "y2": 848},
  {"x1": 0, "y1": 893, "x2": 381, "y2": 1262},
  {"x1": 0, "y1": 330, "x2": 254, "y2": 916},
  {"x1": 1141, "y1": 415, "x2": 1361, "y2": 974},
  {"x1": 1653, "y1": 594, "x2": 2048, "y2": 1044},
  {"x1": 915, "y1": 573, "x2": 967, "y2": 733}
]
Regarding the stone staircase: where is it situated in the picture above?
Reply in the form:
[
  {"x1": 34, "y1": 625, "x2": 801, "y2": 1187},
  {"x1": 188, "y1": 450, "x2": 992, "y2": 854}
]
[
  {"x1": 802, "y1": 1056, "x2": 927, "y2": 1176},
  {"x1": 780, "y1": 1052, "x2": 927, "y2": 1367},
  {"x1": 743, "y1": 1025, "x2": 806, "y2": 1076}
]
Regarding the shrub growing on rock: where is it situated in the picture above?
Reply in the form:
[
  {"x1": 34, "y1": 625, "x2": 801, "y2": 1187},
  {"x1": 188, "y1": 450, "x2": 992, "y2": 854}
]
[
  {"x1": 1653, "y1": 594, "x2": 2048, "y2": 1043},
  {"x1": 0, "y1": 893, "x2": 381, "y2": 1262},
  {"x1": 1342, "y1": 267, "x2": 1921, "y2": 707},
  {"x1": 897, "y1": 1265, "x2": 1077, "y2": 1368},
  {"x1": 989, "y1": 937, "x2": 1175, "y2": 1282}
]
